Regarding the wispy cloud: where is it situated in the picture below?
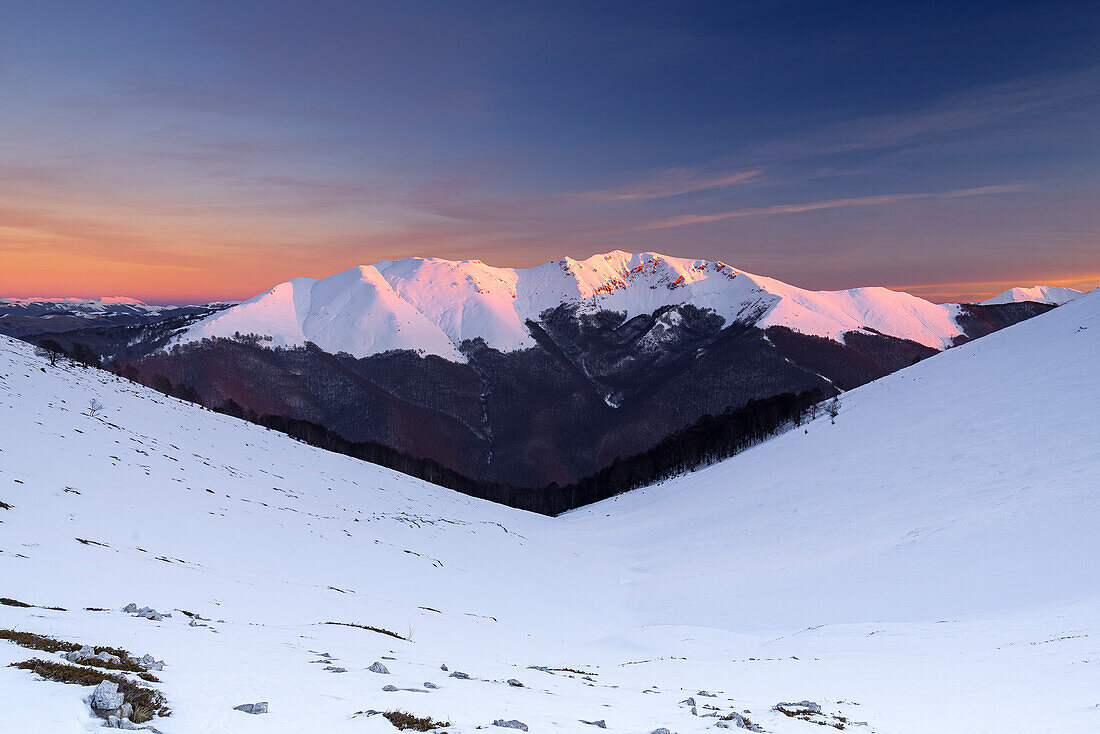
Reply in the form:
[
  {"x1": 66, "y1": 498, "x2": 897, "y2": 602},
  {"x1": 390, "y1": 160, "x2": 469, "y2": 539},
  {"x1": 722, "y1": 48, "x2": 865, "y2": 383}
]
[
  {"x1": 574, "y1": 167, "x2": 761, "y2": 201},
  {"x1": 754, "y1": 66, "x2": 1100, "y2": 161},
  {"x1": 637, "y1": 184, "x2": 1025, "y2": 230}
]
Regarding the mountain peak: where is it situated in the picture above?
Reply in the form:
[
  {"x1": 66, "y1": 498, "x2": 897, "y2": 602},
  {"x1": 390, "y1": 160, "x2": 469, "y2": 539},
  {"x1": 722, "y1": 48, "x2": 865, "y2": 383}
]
[
  {"x1": 979, "y1": 285, "x2": 1083, "y2": 306},
  {"x1": 175, "y1": 252, "x2": 1079, "y2": 362}
]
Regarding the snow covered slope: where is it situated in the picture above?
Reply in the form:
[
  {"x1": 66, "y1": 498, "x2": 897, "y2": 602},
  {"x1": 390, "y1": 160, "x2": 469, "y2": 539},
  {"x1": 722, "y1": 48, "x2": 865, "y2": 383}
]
[
  {"x1": 176, "y1": 251, "x2": 980, "y2": 360},
  {"x1": 1, "y1": 291, "x2": 1098, "y2": 733},
  {"x1": 565, "y1": 289, "x2": 1100, "y2": 629},
  {"x1": 979, "y1": 284, "x2": 1083, "y2": 305}
]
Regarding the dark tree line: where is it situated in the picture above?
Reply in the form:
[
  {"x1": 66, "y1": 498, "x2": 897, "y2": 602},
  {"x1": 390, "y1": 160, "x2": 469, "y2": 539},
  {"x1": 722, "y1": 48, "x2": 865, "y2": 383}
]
[
  {"x1": 210, "y1": 383, "x2": 829, "y2": 516},
  {"x1": 33, "y1": 338, "x2": 101, "y2": 369},
  {"x1": 534, "y1": 389, "x2": 827, "y2": 514},
  {"x1": 106, "y1": 366, "x2": 832, "y2": 516}
]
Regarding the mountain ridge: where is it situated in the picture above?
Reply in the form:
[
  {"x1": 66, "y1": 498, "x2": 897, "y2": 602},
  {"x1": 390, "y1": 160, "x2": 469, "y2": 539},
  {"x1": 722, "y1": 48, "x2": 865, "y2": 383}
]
[{"x1": 175, "y1": 251, "x2": 1080, "y2": 361}]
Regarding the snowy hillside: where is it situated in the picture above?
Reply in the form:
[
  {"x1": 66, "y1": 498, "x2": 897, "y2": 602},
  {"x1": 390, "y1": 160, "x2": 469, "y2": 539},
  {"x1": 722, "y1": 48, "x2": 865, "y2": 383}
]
[
  {"x1": 1, "y1": 291, "x2": 1098, "y2": 733},
  {"x1": 176, "y1": 251, "x2": 1002, "y2": 361},
  {"x1": 979, "y1": 285, "x2": 1083, "y2": 305}
]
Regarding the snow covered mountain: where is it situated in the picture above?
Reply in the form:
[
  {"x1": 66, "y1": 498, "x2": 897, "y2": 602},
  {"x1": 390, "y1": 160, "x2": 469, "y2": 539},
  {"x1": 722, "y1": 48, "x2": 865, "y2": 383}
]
[
  {"x1": 979, "y1": 284, "x2": 1083, "y2": 305},
  {"x1": 135, "y1": 251, "x2": 1070, "y2": 490},
  {"x1": 0, "y1": 296, "x2": 168, "y2": 320},
  {"x1": 1, "y1": 287, "x2": 1096, "y2": 733},
  {"x1": 176, "y1": 251, "x2": 988, "y2": 361}
]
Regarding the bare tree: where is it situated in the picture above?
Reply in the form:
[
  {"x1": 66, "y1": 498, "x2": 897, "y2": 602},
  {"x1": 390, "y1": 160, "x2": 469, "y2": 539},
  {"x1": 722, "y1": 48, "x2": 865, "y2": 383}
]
[
  {"x1": 85, "y1": 398, "x2": 105, "y2": 417},
  {"x1": 34, "y1": 340, "x2": 65, "y2": 366},
  {"x1": 825, "y1": 396, "x2": 840, "y2": 423}
]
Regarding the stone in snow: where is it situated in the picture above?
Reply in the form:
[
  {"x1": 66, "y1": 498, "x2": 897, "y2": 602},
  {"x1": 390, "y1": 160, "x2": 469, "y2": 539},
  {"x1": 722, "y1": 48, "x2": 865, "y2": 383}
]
[
  {"x1": 717, "y1": 712, "x2": 748, "y2": 729},
  {"x1": 137, "y1": 653, "x2": 164, "y2": 671},
  {"x1": 382, "y1": 685, "x2": 399, "y2": 692},
  {"x1": 121, "y1": 603, "x2": 138, "y2": 613},
  {"x1": 775, "y1": 700, "x2": 822, "y2": 714},
  {"x1": 440, "y1": 663, "x2": 448, "y2": 671},
  {"x1": 493, "y1": 720, "x2": 528, "y2": 731},
  {"x1": 368, "y1": 661, "x2": 389, "y2": 674},
  {"x1": 234, "y1": 702, "x2": 268, "y2": 715},
  {"x1": 104, "y1": 714, "x2": 140, "y2": 729},
  {"x1": 64, "y1": 645, "x2": 95, "y2": 662},
  {"x1": 424, "y1": 682, "x2": 439, "y2": 689},
  {"x1": 507, "y1": 678, "x2": 523, "y2": 687},
  {"x1": 581, "y1": 719, "x2": 607, "y2": 728},
  {"x1": 449, "y1": 670, "x2": 470, "y2": 679},
  {"x1": 91, "y1": 681, "x2": 124, "y2": 712},
  {"x1": 650, "y1": 729, "x2": 672, "y2": 734}
]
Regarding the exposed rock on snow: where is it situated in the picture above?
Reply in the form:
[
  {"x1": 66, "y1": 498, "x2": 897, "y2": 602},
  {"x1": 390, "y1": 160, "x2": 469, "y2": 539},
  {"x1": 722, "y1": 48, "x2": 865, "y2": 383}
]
[
  {"x1": 775, "y1": 700, "x2": 822, "y2": 715},
  {"x1": 63, "y1": 645, "x2": 95, "y2": 663},
  {"x1": 135, "y1": 654, "x2": 164, "y2": 671},
  {"x1": 492, "y1": 719, "x2": 529, "y2": 731},
  {"x1": 91, "y1": 680, "x2": 124, "y2": 713},
  {"x1": 506, "y1": 678, "x2": 523, "y2": 687},
  {"x1": 367, "y1": 661, "x2": 389, "y2": 674},
  {"x1": 449, "y1": 670, "x2": 470, "y2": 679},
  {"x1": 233, "y1": 702, "x2": 268, "y2": 714},
  {"x1": 715, "y1": 712, "x2": 750, "y2": 729},
  {"x1": 122, "y1": 604, "x2": 170, "y2": 621}
]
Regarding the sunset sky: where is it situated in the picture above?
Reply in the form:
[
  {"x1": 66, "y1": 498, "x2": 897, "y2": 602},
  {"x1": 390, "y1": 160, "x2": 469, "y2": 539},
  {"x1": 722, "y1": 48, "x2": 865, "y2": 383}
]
[{"x1": 1, "y1": 1, "x2": 1098, "y2": 303}]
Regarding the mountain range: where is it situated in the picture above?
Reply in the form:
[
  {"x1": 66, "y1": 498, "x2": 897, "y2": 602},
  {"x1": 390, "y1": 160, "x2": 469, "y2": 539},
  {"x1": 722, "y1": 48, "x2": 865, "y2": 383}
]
[
  {"x1": 1, "y1": 252, "x2": 1084, "y2": 503},
  {"x1": 171, "y1": 251, "x2": 1081, "y2": 359}
]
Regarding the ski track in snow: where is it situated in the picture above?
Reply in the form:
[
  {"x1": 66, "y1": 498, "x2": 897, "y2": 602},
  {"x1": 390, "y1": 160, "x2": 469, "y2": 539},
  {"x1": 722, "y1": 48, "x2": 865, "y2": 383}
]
[{"x1": 0, "y1": 292, "x2": 1098, "y2": 732}]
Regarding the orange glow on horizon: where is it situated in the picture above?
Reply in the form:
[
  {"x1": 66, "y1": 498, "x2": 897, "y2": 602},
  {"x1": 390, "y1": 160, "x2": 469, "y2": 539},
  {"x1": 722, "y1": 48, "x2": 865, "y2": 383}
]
[{"x1": 3, "y1": 242, "x2": 1097, "y2": 306}]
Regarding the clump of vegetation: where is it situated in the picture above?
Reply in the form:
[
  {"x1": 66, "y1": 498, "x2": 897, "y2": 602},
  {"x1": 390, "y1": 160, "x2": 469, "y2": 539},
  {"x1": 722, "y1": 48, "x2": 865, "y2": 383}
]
[
  {"x1": 775, "y1": 704, "x2": 848, "y2": 729},
  {"x1": 548, "y1": 666, "x2": 596, "y2": 675},
  {"x1": 322, "y1": 621, "x2": 406, "y2": 640},
  {"x1": 0, "y1": 629, "x2": 142, "y2": 673},
  {"x1": 0, "y1": 596, "x2": 66, "y2": 611},
  {"x1": 77, "y1": 654, "x2": 155, "y2": 679},
  {"x1": 0, "y1": 500, "x2": 12, "y2": 510},
  {"x1": 8, "y1": 659, "x2": 169, "y2": 722},
  {"x1": 721, "y1": 713, "x2": 764, "y2": 731},
  {"x1": 382, "y1": 710, "x2": 450, "y2": 731},
  {"x1": 1, "y1": 628, "x2": 81, "y2": 654}
]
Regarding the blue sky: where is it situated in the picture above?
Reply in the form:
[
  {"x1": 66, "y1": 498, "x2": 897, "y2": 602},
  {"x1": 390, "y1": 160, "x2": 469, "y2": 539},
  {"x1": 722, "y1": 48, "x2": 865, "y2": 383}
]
[{"x1": 1, "y1": 0, "x2": 1097, "y2": 301}]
